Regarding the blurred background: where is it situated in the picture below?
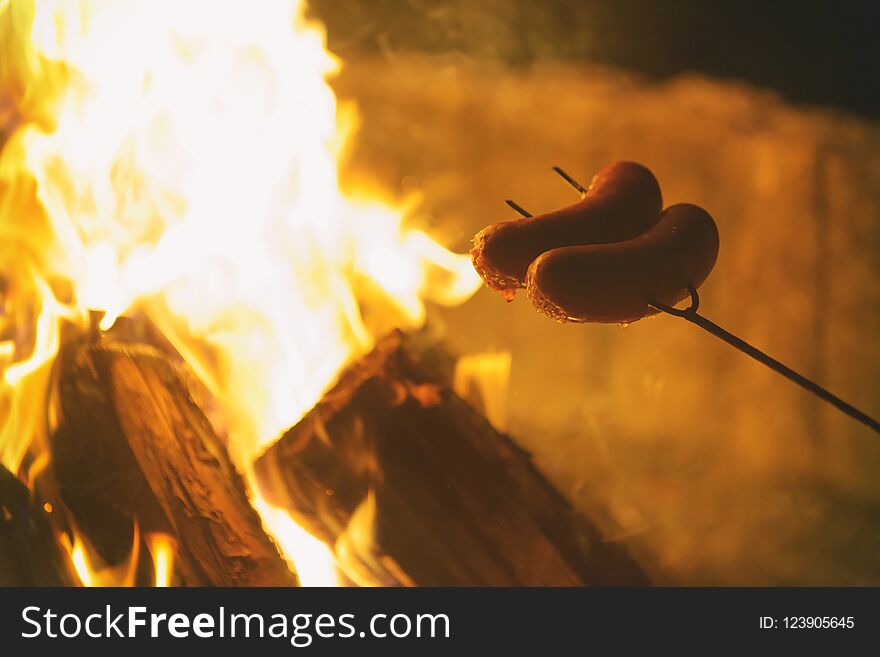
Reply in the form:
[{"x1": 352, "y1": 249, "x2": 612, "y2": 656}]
[{"x1": 308, "y1": 0, "x2": 880, "y2": 584}]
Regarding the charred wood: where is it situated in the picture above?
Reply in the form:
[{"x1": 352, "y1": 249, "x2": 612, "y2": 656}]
[
  {"x1": 51, "y1": 333, "x2": 297, "y2": 587},
  {"x1": 256, "y1": 330, "x2": 648, "y2": 586},
  {"x1": 0, "y1": 465, "x2": 76, "y2": 586}
]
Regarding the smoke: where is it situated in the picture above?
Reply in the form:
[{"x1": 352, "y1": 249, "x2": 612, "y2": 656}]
[{"x1": 328, "y1": 49, "x2": 880, "y2": 584}]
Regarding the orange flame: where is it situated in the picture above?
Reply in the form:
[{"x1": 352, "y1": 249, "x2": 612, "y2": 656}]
[
  {"x1": 0, "y1": 0, "x2": 479, "y2": 585},
  {"x1": 453, "y1": 351, "x2": 512, "y2": 431},
  {"x1": 61, "y1": 522, "x2": 140, "y2": 587},
  {"x1": 146, "y1": 533, "x2": 175, "y2": 588}
]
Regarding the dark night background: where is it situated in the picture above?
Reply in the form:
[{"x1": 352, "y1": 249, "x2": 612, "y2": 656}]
[{"x1": 308, "y1": 0, "x2": 880, "y2": 119}]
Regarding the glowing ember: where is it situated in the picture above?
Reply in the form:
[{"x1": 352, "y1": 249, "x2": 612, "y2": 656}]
[{"x1": 0, "y1": 0, "x2": 478, "y2": 585}]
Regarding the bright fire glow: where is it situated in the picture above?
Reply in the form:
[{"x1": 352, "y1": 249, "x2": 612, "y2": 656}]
[
  {"x1": 146, "y1": 533, "x2": 175, "y2": 588},
  {"x1": 62, "y1": 523, "x2": 141, "y2": 587},
  {"x1": 0, "y1": 0, "x2": 478, "y2": 586},
  {"x1": 453, "y1": 351, "x2": 512, "y2": 432}
]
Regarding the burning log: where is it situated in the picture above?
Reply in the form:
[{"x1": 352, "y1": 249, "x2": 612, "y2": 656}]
[
  {"x1": 0, "y1": 465, "x2": 76, "y2": 586},
  {"x1": 51, "y1": 332, "x2": 298, "y2": 587},
  {"x1": 255, "y1": 330, "x2": 648, "y2": 586}
]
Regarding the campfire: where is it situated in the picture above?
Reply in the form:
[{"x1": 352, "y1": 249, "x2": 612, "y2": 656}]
[
  {"x1": 3, "y1": 0, "x2": 878, "y2": 588},
  {"x1": 1, "y1": 0, "x2": 648, "y2": 587},
  {"x1": 0, "y1": 0, "x2": 488, "y2": 586}
]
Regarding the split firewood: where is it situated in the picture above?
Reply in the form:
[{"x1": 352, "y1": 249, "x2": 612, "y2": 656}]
[
  {"x1": 50, "y1": 329, "x2": 298, "y2": 587},
  {"x1": 255, "y1": 330, "x2": 648, "y2": 586},
  {"x1": 0, "y1": 465, "x2": 76, "y2": 586}
]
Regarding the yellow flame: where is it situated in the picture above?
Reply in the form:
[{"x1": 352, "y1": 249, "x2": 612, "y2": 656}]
[
  {"x1": 0, "y1": 0, "x2": 478, "y2": 585},
  {"x1": 146, "y1": 533, "x2": 175, "y2": 588},
  {"x1": 453, "y1": 351, "x2": 512, "y2": 431},
  {"x1": 251, "y1": 495, "x2": 338, "y2": 587},
  {"x1": 62, "y1": 522, "x2": 140, "y2": 587}
]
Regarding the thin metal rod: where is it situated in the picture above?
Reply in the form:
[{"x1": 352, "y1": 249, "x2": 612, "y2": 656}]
[
  {"x1": 552, "y1": 166, "x2": 588, "y2": 195},
  {"x1": 652, "y1": 287, "x2": 880, "y2": 435},
  {"x1": 508, "y1": 165, "x2": 588, "y2": 219},
  {"x1": 505, "y1": 199, "x2": 533, "y2": 218}
]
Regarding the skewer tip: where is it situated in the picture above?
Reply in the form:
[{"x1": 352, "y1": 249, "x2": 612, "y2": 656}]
[
  {"x1": 552, "y1": 166, "x2": 588, "y2": 195},
  {"x1": 505, "y1": 199, "x2": 533, "y2": 218}
]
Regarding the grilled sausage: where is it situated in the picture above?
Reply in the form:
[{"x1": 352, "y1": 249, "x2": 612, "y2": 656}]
[
  {"x1": 471, "y1": 161, "x2": 663, "y2": 298},
  {"x1": 526, "y1": 203, "x2": 719, "y2": 323}
]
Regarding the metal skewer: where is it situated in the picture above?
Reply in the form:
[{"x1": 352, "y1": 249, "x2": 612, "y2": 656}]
[
  {"x1": 650, "y1": 286, "x2": 880, "y2": 435},
  {"x1": 505, "y1": 199, "x2": 532, "y2": 218},
  {"x1": 505, "y1": 165, "x2": 584, "y2": 217},
  {"x1": 552, "y1": 166, "x2": 588, "y2": 196},
  {"x1": 503, "y1": 166, "x2": 880, "y2": 435}
]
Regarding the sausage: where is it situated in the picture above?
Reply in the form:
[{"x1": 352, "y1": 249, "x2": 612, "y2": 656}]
[
  {"x1": 526, "y1": 203, "x2": 719, "y2": 324},
  {"x1": 471, "y1": 161, "x2": 663, "y2": 298}
]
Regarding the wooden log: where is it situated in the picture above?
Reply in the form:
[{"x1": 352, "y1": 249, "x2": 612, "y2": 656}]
[
  {"x1": 51, "y1": 332, "x2": 298, "y2": 587},
  {"x1": 255, "y1": 330, "x2": 648, "y2": 586},
  {"x1": 0, "y1": 465, "x2": 76, "y2": 586}
]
